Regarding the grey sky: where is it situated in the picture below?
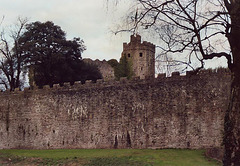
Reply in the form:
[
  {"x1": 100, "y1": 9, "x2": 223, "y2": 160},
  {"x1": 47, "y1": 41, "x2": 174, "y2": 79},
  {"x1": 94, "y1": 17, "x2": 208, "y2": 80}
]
[
  {"x1": 0, "y1": 0, "x2": 133, "y2": 61},
  {"x1": 0, "y1": 0, "x2": 227, "y2": 70}
]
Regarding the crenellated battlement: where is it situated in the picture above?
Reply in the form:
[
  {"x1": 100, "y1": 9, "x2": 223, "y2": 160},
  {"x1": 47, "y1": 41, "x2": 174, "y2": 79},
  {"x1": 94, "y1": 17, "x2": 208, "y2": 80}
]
[
  {"x1": 123, "y1": 35, "x2": 155, "y2": 53},
  {"x1": 0, "y1": 67, "x2": 231, "y2": 150},
  {"x1": 6, "y1": 68, "x2": 231, "y2": 95}
]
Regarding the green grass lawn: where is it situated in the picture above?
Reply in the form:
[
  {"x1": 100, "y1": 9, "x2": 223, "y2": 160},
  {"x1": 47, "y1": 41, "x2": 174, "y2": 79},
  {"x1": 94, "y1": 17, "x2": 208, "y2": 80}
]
[{"x1": 0, "y1": 149, "x2": 221, "y2": 166}]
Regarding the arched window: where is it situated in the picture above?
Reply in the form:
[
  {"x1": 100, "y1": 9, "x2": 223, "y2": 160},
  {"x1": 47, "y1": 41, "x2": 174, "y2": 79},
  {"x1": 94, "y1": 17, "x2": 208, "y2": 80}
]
[
  {"x1": 139, "y1": 53, "x2": 143, "y2": 57},
  {"x1": 128, "y1": 53, "x2": 131, "y2": 57}
]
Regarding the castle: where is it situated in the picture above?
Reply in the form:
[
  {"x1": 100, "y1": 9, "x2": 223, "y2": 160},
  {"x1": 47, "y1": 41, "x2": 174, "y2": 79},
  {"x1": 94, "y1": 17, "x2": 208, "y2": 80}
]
[
  {"x1": 0, "y1": 35, "x2": 231, "y2": 151},
  {"x1": 122, "y1": 35, "x2": 155, "y2": 79},
  {"x1": 85, "y1": 34, "x2": 156, "y2": 80},
  {"x1": 83, "y1": 58, "x2": 115, "y2": 80}
]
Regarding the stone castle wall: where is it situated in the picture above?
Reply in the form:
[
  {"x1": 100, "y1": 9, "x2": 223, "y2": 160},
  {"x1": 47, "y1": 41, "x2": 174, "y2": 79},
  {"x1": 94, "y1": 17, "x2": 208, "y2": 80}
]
[
  {"x1": 83, "y1": 59, "x2": 114, "y2": 80},
  {"x1": 0, "y1": 69, "x2": 231, "y2": 149}
]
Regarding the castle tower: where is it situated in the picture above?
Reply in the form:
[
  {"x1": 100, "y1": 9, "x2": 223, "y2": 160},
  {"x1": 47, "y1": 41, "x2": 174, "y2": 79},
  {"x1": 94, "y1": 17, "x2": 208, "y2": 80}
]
[{"x1": 121, "y1": 34, "x2": 155, "y2": 79}]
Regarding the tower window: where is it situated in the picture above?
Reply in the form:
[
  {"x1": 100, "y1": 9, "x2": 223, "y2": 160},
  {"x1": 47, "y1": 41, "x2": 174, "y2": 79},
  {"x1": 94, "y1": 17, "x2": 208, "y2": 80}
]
[
  {"x1": 139, "y1": 53, "x2": 143, "y2": 57},
  {"x1": 128, "y1": 53, "x2": 131, "y2": 57}
]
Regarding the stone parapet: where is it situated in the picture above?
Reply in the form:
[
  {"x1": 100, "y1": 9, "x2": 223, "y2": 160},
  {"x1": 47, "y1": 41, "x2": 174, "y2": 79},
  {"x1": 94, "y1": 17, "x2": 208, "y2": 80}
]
[{"x1": 0, "y1": 68, "x2": 231, "y2": 150}]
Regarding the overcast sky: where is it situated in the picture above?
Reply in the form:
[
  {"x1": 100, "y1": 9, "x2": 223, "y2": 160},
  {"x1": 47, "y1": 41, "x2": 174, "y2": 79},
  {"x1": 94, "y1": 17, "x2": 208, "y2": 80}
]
[
  {"x1": 0, "y1": 0, "x2": 228, "y2": 70},
  {"x1": 0, "y1": 0, "x2": 135, "y2": 61}
]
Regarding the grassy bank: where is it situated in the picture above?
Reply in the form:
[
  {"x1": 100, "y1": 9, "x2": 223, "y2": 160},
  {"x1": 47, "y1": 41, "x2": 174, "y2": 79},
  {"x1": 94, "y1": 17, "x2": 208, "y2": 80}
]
[{"x1": 0, "y1": 149, "x2": 221, "y2": 166}]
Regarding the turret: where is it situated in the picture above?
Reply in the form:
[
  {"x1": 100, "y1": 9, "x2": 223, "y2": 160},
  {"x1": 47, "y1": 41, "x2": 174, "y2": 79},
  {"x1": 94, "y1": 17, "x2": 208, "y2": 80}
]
[{"x1": 121, "y1": 35, "x2": 155, "y2": 79}]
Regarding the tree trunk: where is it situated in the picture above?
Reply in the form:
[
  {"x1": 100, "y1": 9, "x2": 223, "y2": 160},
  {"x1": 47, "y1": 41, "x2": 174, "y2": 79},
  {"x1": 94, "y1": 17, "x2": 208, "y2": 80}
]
[
  {"x1": 224, "y1": 74, "x2": 240, "y2": 165},
  {"x1": 223, "y1": 4, "x2": 240, "y2": 164}
]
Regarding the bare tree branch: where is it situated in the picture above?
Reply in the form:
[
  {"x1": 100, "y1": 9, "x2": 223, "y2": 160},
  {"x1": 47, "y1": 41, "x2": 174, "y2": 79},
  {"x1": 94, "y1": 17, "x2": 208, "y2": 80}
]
[
  {"x1": 117, "y1": 0, "x2": 232, "y2": 72},
  {"x1": 0, "y1": 17, "x2": 28, "y2": 91}
]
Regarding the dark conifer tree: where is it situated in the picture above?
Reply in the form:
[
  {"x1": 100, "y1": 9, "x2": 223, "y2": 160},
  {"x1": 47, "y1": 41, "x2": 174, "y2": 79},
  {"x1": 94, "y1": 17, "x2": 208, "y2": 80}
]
[{"x1": 18, "y1": 21, "x2": 102, "y2": 87}]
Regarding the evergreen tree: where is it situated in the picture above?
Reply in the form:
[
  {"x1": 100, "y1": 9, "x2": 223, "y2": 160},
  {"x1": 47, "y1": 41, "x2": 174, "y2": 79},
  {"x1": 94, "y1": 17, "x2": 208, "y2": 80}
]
[
  {"x1": 18, "y1": 21, "x2": 102, "y2": 87},
  {"x1": 107, "y1": 59, "x2": 119, "y2": 68},
  {"x1": 114, "y1": 55, "x2": 134, "y2": 80}
]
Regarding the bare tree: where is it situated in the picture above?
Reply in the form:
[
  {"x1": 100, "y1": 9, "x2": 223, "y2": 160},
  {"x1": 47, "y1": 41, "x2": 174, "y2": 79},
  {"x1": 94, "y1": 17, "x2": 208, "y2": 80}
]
[
  {"x1": 155, "y1": 55, "x2": 195, "y2": 76},
  {"x1": 114, "y1": 0, "x2": 240, "y2": 165},
  {"x1": 0, "y1": 17, "x2": 28, "y2": 91}
]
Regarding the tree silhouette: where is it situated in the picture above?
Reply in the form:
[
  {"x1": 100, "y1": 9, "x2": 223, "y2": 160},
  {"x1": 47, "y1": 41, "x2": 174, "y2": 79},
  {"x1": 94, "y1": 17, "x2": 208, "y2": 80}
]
[
  {"x1": 0, "y1": 17, "x2": 28, "y2": 91},
  {"x1": 18, "y1": 21, "x2": 101, "y2": 87}
]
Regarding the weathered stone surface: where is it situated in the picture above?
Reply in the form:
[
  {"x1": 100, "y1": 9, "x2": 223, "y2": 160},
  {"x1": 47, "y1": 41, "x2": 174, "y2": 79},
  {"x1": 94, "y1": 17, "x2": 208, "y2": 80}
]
[
  {"x1": 83, "y1": 58, "x2": 115, "y2": 80},
  {"x1": 0, "y1": 69, "x2": 231, "y2": 149},
  {"x1": 122, "y1": 35, "x2": 155, "y2": 79}
]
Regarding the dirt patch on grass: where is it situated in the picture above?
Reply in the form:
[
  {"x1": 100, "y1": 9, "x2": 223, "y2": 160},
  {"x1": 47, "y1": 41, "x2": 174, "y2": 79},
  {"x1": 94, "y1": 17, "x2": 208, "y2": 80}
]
[
  {"x1": 205, "y1": 148, "x2": 224, "y2": 162},
  {"x1": 0, "y1": 155, "x2": 86, "y2": 166}
]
